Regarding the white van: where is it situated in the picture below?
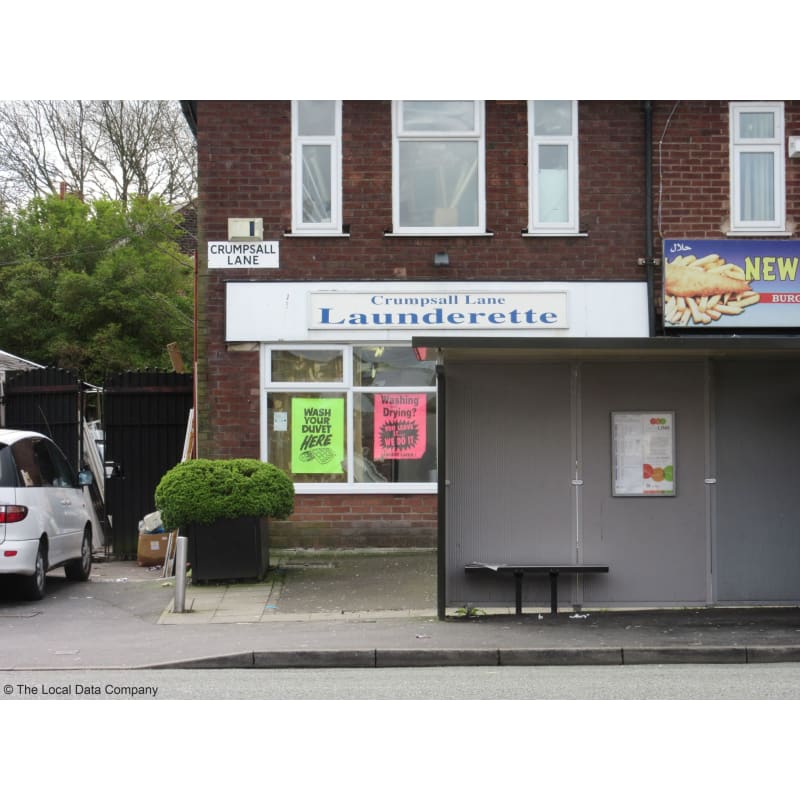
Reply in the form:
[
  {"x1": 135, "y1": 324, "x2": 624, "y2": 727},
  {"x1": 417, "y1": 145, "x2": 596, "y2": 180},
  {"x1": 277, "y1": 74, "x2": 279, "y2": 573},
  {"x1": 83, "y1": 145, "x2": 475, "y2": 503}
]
[{"x1": 0, "y1": 429, "x2": 94, "y2": 600}]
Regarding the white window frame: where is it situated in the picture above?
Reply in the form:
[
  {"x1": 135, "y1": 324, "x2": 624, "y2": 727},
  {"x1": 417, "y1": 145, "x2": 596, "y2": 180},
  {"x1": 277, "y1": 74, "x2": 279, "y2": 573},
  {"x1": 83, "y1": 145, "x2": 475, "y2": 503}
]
[
  {"x1": 260, "y1": 344, "x2": 437, "y2": 495},
  {"x1": 729, "y1": 101, "x2": 785, "y2": 234},
  {"x1": 291, "y1": 100, "x2": 343, "y2": 235},
  {"x1": 527, "y1": 100, "x2": 580, "y2": 235},
  {"x1": 391, "y1": 100, "x2": 486, "y2": 236}
]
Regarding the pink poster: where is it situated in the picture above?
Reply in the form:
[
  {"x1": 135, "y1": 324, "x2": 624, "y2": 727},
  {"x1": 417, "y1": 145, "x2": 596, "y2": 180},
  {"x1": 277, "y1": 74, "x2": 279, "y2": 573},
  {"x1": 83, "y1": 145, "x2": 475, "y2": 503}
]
[{"x1": 374, "y1": 394, "x2": 426, "y2": 460}]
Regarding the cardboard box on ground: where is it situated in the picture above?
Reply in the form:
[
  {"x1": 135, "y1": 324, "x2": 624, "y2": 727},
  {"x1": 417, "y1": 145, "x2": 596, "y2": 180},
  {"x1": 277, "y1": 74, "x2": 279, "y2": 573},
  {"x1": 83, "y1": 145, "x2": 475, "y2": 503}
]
[{"x1": 136, "y1": 510, "x2": 175, "y2": 567}]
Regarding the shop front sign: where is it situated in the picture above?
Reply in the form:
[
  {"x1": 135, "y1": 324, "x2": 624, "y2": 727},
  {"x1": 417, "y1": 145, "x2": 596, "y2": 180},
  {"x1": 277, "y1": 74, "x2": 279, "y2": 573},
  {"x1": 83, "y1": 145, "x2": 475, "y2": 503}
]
[
  {"x1": 664, "y1": 239, "x2": 800, "y2": 329},
  {"x1": 309, "y1": 290, "x2": 567, "y2": 331},
  {"x1": 225, "y1": 281, "x2": 649, "y2": 341}
]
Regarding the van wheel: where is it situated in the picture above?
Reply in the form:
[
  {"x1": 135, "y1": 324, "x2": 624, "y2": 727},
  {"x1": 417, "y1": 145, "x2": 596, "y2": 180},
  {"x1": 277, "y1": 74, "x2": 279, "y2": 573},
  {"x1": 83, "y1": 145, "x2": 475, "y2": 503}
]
[
  {"x1": 20, "y1": 543, "x2": 46, "y2": 601},
  {"x1": 65, "y1": 530, "x2": 92, "y2": 581}
]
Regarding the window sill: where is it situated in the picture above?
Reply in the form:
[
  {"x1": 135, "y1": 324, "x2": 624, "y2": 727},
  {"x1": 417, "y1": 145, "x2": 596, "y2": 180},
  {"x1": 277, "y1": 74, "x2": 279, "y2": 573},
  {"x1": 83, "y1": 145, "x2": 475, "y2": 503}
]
[
  {"x1": 725, "y1": 230, "x2": 793, "y2": 237},
  {"x1": 284, "y1": 231, "x2": 351, "y2": 238},
  {"x1": 522, "y1": 231, "x2": 588, "y2": 238},
  {"x1": 384, "y1": 231, "x2": 494, "y2": 238},
  {"x1": 293, "y1": 483, "x2": 437, "y2": 495}
]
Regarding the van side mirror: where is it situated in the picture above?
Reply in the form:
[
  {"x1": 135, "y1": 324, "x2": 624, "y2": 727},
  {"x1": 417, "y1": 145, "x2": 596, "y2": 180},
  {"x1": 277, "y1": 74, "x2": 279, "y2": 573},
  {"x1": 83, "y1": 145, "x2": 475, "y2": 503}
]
[{"x1": 78, "y1": 470, "x2": 94, "y2": 487}]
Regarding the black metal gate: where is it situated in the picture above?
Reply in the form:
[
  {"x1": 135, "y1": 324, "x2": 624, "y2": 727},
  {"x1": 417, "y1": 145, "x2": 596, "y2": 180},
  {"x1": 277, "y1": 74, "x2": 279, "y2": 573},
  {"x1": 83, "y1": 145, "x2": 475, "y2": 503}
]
[
  {"x1": 2, "y1": 367, "x2": 110, "y2": 547},
  {"x1": 2, "y1": 366, "x2": 193, "y2": 559},
  {"x1": 3, "y1": 367, "x2": 82, "y2": 468},
  {"x1": 103, "y1": 370, "x2": 193, "y2": 558}
]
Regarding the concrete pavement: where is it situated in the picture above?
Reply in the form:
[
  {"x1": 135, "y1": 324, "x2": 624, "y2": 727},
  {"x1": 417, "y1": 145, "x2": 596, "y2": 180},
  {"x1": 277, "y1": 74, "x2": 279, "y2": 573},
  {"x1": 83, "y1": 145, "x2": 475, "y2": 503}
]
[{"x1": 2, "y1": 548, "x2": 800, "y2": 670}]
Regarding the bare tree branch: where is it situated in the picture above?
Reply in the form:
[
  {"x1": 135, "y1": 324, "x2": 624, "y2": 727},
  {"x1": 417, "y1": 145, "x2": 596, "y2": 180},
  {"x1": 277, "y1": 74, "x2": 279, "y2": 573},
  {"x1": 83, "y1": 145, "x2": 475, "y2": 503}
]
[
  {"x1": 0, "y1": 101, "x2": 63, "y2": 199},
  {"x1": 43, "y1": 100, "x2": 98, "y2": 199},
  {"x1": 0, "y1": 100, "x2": 196, "y2": 207}
]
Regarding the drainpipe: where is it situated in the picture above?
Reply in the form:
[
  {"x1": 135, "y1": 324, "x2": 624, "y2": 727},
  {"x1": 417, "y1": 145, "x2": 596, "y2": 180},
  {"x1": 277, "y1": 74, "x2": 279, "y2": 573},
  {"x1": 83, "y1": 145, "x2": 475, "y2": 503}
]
[{"x1": 643, "y1": 101, "x2": 656, "y2": 337}]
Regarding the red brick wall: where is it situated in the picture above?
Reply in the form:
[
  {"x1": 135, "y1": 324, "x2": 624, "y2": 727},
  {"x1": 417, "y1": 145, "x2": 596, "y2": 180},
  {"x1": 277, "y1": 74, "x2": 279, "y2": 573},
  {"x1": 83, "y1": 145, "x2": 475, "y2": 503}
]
[
  {"x1": 270, "y1": 493, "x2": 438, "y2": 548},
  {"x1": 651, "y1": 100, "x2": 800, "y2": 242},
  {"x1": 196, "y1": 100, "x2": 649, "y2": 281},
  {"x1": 196, "y1": 101, "x2": 281, "y2": 460}
]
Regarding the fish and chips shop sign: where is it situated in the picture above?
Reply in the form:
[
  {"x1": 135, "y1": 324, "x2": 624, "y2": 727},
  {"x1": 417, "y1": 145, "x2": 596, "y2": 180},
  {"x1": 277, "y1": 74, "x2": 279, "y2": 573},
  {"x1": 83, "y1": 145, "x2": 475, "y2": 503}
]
[{"x1": 664, "y1": 239, "x2": 800, "y2": 329}]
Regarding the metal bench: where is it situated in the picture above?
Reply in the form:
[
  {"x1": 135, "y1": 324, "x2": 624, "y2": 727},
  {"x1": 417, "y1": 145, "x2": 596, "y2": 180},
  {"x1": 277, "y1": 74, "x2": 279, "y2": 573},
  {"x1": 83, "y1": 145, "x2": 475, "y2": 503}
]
[{"x1": 464, "y1": 562, "x2": 610, "y2": 616}]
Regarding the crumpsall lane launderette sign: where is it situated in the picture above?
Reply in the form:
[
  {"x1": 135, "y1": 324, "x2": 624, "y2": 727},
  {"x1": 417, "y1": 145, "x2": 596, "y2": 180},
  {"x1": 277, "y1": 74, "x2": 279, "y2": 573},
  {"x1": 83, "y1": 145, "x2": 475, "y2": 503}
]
[{"x1": 308, "y1": 290, "x2": 568, "y2": 330}]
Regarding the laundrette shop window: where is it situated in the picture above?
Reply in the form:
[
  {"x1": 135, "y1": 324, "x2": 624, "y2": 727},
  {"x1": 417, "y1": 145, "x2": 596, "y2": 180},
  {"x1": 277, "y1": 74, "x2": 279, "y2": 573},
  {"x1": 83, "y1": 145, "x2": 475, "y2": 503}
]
[{"x1": 263, "y1": 346, "x2": 437, "y2": 490}]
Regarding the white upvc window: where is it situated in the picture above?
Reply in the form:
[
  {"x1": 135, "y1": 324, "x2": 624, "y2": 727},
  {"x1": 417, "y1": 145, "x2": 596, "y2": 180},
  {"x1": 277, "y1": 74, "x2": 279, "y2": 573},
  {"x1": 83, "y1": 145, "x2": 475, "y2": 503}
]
[
  {"x1": 392, "y1": 100, "x2": 485, "y2": 235},
  {"x1": 291, "y1": 100, "x2": 342, "y2": 234},
  {"x1": 729, "y1": 101, "x2": 785, "y2": 233},
  {"x1": 528, "y1": 100, "x2": 579, "y2": 234}
]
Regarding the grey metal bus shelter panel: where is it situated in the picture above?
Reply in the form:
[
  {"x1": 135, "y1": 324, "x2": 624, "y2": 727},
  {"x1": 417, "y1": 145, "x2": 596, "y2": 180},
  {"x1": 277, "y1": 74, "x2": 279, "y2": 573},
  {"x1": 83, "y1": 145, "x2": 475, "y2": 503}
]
[
  {"x1": 446, "y1": 359, "x2": 709, "y2": 610},
  {"x1": 714, "y1": 359, "x2": 800, "y2": 603},
  {"x1": 445, "y1": 362, "x2": 574, "y2": 609},
  {"x1": 578, "y1": 361, "x2": 708, "y2": 606}
]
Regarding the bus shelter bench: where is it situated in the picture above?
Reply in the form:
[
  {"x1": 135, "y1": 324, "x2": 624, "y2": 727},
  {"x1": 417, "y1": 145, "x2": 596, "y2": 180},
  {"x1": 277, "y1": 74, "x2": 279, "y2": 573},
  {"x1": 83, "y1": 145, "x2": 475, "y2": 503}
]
[{"x1": 464, "y1": 563, "x2": 610, "y2": 616}]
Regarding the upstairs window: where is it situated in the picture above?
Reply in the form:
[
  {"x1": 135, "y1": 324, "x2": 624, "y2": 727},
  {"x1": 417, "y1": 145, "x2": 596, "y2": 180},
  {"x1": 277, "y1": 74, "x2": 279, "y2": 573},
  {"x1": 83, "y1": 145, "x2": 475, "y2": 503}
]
[
  {"x1": 729, "y1": 101, "x2": 785, "y2": 233},
  {"x1": 528, "y1": 100, "x2": 579, "y2": 234},
  {"x1": 392, "y1": 100, "x2": 485, "y2": 235},
  {"x1": 291, "y1": 100, "x2": 342, "y2": 234}
]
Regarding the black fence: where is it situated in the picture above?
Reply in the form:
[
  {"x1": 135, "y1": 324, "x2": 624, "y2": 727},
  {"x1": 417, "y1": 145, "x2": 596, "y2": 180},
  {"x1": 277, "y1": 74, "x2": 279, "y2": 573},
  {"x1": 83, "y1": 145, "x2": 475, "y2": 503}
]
[
  {"x1": 3, "y1": 367, "x2": 82, "y2": 468},
  {"x1": 3, "y1": 367, "x2": 193, "y2": 559}
]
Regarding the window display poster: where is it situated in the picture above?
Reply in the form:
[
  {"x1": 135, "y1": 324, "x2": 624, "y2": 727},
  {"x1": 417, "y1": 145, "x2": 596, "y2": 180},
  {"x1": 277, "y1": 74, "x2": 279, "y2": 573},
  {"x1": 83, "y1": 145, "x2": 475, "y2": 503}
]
[
  {"x1": 291, "y1": 398, "x2": 345, "y2": 474},
  {"x1": 612, "y1": 412, "x2": 675, "y2": 496},
  {"x1": 373, "y1": 393, "x2": 427, "y2": 460}
]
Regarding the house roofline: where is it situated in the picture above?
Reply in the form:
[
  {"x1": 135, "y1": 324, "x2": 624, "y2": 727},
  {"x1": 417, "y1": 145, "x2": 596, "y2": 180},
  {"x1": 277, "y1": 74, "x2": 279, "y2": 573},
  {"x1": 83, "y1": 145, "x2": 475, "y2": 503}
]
[{"x1": 180, "y1": 101, "x2": 197, "y2": 137}]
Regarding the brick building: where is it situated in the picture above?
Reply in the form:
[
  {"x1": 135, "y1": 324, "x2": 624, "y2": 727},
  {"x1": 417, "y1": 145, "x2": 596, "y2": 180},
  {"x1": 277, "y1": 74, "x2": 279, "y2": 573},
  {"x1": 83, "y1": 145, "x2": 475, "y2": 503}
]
[{"x1": 184, "y1": 100, "x2": 800, "y2": 611}]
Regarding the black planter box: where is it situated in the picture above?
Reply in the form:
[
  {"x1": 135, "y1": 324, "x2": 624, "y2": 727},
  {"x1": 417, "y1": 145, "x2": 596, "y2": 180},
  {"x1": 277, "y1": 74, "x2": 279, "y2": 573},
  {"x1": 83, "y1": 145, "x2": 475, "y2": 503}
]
[{"x1": 186, "y1": 516, "x2": 270, "y2": 582}]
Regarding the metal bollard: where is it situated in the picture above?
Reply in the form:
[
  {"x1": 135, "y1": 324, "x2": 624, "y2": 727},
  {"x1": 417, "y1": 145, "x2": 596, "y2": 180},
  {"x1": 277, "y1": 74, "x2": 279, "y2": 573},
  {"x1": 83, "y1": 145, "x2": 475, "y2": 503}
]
[{"x1": 174, "y1": 536, "x2": 188, "y2": 613}]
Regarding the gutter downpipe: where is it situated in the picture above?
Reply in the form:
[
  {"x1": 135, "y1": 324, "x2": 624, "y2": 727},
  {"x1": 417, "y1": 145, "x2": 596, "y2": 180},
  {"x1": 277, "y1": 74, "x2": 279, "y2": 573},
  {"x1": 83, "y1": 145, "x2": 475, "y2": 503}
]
[{"x1": 644, "y1": 100, "x2": 656, "y2": 337}]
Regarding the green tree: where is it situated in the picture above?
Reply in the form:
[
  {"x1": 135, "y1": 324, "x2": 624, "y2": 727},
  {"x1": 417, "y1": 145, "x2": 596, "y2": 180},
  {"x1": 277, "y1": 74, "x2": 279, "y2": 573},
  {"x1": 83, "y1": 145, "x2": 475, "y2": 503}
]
[{"x1": 0, "y1": 193, "x2": 193, "y2": 383}]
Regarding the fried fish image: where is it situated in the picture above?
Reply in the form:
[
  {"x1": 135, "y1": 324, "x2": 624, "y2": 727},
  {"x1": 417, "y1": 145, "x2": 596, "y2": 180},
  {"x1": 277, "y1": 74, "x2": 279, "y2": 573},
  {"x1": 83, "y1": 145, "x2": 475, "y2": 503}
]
[{"x1": 665, "y1": 258, "x2": 751, "y2": 298}]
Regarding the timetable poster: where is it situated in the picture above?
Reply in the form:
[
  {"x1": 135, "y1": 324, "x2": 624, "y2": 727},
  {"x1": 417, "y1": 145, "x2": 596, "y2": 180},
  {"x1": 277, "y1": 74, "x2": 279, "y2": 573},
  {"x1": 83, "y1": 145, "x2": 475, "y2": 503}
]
[{"x1": 612, "y1": 412, "x2": 675, "y2": 496}]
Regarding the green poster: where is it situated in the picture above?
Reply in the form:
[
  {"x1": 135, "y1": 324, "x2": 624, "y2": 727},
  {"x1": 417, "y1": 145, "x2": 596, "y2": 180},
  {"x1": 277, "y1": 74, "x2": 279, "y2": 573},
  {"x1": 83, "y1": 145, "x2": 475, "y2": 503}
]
[{"x1": 291, "y1": 397, "x2": 345, "y2": 474}]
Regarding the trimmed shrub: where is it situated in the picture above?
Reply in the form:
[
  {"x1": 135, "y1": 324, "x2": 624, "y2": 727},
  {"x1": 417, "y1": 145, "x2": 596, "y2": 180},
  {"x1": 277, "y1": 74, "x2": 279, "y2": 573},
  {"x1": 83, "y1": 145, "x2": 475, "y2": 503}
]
[{"x1": 155, "y1": 458, "x2": 294, "y2": 530}]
